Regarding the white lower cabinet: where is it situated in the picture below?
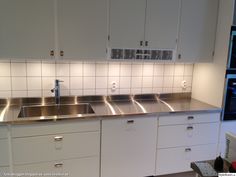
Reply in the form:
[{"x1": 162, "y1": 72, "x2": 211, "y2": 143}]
[
  {"x1": 156, "y1": 144, "x2": 217, "y2": 175},
  {"x1": 101, "y1": 116, "x2": 158, "y2": 177},
  {"x1": 12, "y1": 120, "x2": 100, "y2": 177},
  {"x1": 0, "y1": 166, "x2": 10, "y2": 174},
  {"x1": 156, "y1": 112, "x2": 220, "y2": 175},
  {"x1": 14, "y1": 157, "x2": 99, "y2": 177}
]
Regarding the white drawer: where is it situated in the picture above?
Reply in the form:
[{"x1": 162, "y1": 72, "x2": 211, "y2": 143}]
[
  {"x1": 12, "y1": 131, "x2": 100, "y2": 165},
  {"x1": 0, "y1": 139, "x2": 9, "y2": 166},
  {"x1": 159, "y1": 112, "x2": 220, "y2": 126},
  {"x1": 0, "y1": 125, "x2": 8, "y2": 139},
  {"x1": 156, "y1": 144, "x2": 217, "y2": 175},
  {"x1": 11, "y1": 120, "x2": 100, "y2": 137},
  {"x1": 158, "y1": 122, "x2": 219, "y2": 148},
  {"x1": 14, "y1": 157, "x2": 99, "y2": 177}
]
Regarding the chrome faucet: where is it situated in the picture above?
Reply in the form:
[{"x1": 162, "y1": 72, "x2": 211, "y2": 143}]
[{"x1": 51, "y1": 79, "x2": 63, "y2": 105}]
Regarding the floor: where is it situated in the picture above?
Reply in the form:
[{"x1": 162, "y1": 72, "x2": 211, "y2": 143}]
[{"x1": 157, "y1": 171, "x2": 195, "y2": 177}]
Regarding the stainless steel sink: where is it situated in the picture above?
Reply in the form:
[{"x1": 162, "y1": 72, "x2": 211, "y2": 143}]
[{"x1": 18, "y1": 103, "x2": 95, "y2": 118}]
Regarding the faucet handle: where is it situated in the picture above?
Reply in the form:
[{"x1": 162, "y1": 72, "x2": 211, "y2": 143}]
[{"x1": 51, "y1": 88, "x2": 55, "y2": 93}]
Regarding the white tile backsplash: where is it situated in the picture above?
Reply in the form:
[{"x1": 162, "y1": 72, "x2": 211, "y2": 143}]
[{"x1": 0, "y1": 60, "x2": 193, "y2": 98}]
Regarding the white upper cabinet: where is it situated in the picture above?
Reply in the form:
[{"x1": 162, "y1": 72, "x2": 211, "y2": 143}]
[
  {"x1": 109, "y1": 0, "x2": 146, "y2": 49},
  {"x1": 0, "y1": 0, "x2": 55, "y2": 59},
  {"x1": 58, "y1": 0, "x2": 107, "y2": 60},
  {"x1": 177, "y1": 0, "x2": 218, "y2": 62},
  {"x1": 145, "y1": 0, "x2": 180, "y2": 50}
]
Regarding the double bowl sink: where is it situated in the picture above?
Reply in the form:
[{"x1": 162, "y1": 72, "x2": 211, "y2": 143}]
[{"x1": 18, "y1": 104, "x2": 95, "y2": 118}]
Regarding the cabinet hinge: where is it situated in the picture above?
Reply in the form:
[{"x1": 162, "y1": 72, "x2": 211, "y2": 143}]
[{"x1": 108, "y1": 35, "x2": 110, "y2": 41}]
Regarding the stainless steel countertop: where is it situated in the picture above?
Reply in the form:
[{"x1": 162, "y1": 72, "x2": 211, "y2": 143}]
[{"x1": 0, "y1": 93, "x2": 221, "y2": 124}]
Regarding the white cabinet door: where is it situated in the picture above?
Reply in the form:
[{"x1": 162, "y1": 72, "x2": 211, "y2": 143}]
[
  {"x1": 0, "y1": 0, "x2": 54, "y2": 59},
  {"x1": 145, "y1": 0, "x2": 180, "y2": 50},
  {"x1": 109, "y1": 0, "x2": 146, "y2": 49},
  {"x1": 177, "y1": 0, "x2": 218, "y2": 62},
  {"x1": 0, "y1": 139, "x2": 9, "y2": 167},
  {"x1": 62, "y1": 157, "x2": 99, "y2": 177},
  {"x1": 58, "y1": 0, "x2": 107, "y2": 59},
  {"x1": 101, "y1": 116, "x2": 157, "y2": 177}
]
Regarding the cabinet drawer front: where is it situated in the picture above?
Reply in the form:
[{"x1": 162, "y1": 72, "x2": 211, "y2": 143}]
[
  {"x1": 156, "y1": 144, "x2": 217, "y2": 175},
  {"x1": 12, "y1": 132, "x2": 100, "y2": 165},
  {"x1": 14, "y1": 157, "x2": 99, "y2": 177},
  {"x1": 159, "y1": 113, "x2": 220, "y2": 126},
  {"x1": 11, "y1": 120, "x2": 100, "y2": 137},
  {"x1": 0, "y1": 126, "x2": 8, "y2": 139},
  {"x1": 0, "y1": 139, "x2": 9, "y2": 166},
  {"x1": 158, "y1": 122, "x2": 219, "y2": 148}
]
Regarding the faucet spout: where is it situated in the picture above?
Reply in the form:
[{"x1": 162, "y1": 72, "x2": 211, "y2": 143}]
[{"x1": 51, "y1": 79, "x2": 63, "y2": 105}]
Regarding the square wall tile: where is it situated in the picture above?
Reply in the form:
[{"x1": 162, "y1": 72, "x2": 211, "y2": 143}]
[
  {"x1": 163, "y1": 76, "x2": 173, "y2": 88},
  {"x1": 70, "y1": 89, "x2": 83, "y2": 96},
  {"x1": 120, "y1": 64, "x2": 131, "y2": 76},
  {"x1": 70, "y1": 63, "x2": 83, "y2": 76},
  {"x1": 131, "y1": 88, "x2": 142, "y2": 94},
  {"x1": 143, "y1": 64, "x2": 153, "y2": 76},
  {"x1": 11, "y1": 62, "x2": 26, "y2": 76},
  {"x1": 153, "y1": 88, "x2": 163, "y2": 94},
  {"x1": 119, "y1": 88, "x2": 130, "y2": 94},
  {"x1": 27, "y1": 77, "x2": 42, "y2": 90},
  {"x1": 42, "y1": 63, "x2": 55, "y2": 76},
  {"x1": 83, "y1": 77, "x2": 95, "y2": 89},
  {"x1": 0, "y1": 91, "x2": 11, "y2": 98},
  {"x1": 142, "y1": 77, "x2": 153, "y2": 88},
  {"x1": 120, "y1": 77, "x2": 131, "y2": 89},
  {"x1": 96, "y1": 63, "x2": 108, "y2": 76},
  {"x1": 0, "y1": 63, "x2": 11, "y2": 76},
  {"x1": 12, "y1": 91, "x2": 27, "y2": 97},
  {"x1": 154, "y1": 64, "x2": 164, "y2": 76},
  {"x1": 162, "y1": 88, "x2": 173, "y2": 93},
  {"x1": 61, "y1": 90, "x2": 70, "y2": 96},
  {"x1": 0, "y1": 77, "x2": 11, "y2": 91},
  {"x1": 132, "y1": 64, "x2": 143, "y2": 76},
  {"x1": 83, "y1": 63, "x2": 95, "y2": 76},
  {"x1": 27, "y1": 63, "x2": 41, "y2": 76},
  {"x1": 12, "y1": 77, "x2": 27, "y2": 90},
  {"x1": 108, "y1": 88, "x2": 120, "y2": 95},
  {"x1": 96, "y1": 88, "x2": 108, "y2": 95},
  {"x1": 184, "y1": 64, "x2": 194, "y2": 76},
  {"x1": 131, "y1": 77, "x2": 142, "y2": 88},
  {"x1": 109, "y1": 63, "x2": 120, "y2": 76},
  {"x1": 83, "y1": 89, "x2": 96, "y2": 96},
  {"x1": 27, "y1": 90, "x2": 42, "y2": 97},
  {"x1": 42, "y1": 77, "x2": 55, "y2": 90},
  {"x1": 70, "y1": 77, "x2": 83, "y2": 89},
  {"x1": 56, "y1": 64, "x2": 69, "y2": 76},
  {"x1": 173, "y1": 76, "x2": 184, "y2": 88},
  {"x1": 142, "y1": 88, "x2": 153, "y2": 94},
  {"x1": 164, "y1": 64, "x2": 174, "y2": 76},
  {"x1": 153, "y1": 77, "x2": 163, "y2": 88},
  {"x1": 96, "y1": 77, "x2": 107, "y2": 89},
  {"x1": 42, "y1": 90, "x2": 54, "y2": 97},
  {"x1": 174, "y1": 64, "x2": 184, "y2": 76}
]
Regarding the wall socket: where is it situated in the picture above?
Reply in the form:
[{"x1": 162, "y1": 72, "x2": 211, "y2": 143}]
[
  {"x1": 181, "y1": 80, "x2": 187, "y2": 89},
  {"x1": 111, "y1": 81, "x2": 117, "y2": 91}
]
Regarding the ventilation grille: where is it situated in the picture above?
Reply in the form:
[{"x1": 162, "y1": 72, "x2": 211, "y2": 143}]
[{"x1": 109, "y1": 49, "x2": 174, "y2": 61}]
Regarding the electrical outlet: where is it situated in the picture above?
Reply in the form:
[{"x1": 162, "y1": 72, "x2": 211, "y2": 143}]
[{"x1": 181, "y1": 80, "x2": 187, "y2": 89}]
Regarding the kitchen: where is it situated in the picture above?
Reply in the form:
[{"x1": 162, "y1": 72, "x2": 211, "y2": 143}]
[{"x1": 0, "y1": 0, "x2": 235, "y2": 177}]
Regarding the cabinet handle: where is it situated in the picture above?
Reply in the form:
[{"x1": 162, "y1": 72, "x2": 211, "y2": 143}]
[
  {"x1": 187, "y1": 116, "x2": 194, "y2": 120},
  {"x1": 140, "y1": 41, "x2": 143, "y2": 46},
  {"x1": 60, "y1": 50, "x2": 64, "y2": 57},
  {"x1": 178, "y1": 54, "x2": 181, "y2": 59},
  {"x1": 186, "y1": 126, "x2": 194, "y2": 130},
  {"x1": 145, "y1": 41, "x2": 148, "y2": 46},
  {"x1": 185, "y1": 148, "x2": 191, "y2": 152},
  {"x1": 54, "y1": 163, "x2": 63, "y2": 168},
  {"x1": 127, "y1": 120, "x2": 134, "y2": 124},
  {"x1": 50, "y1": 50, "x2": 54, "y2": 57},
  {"x1": 54, "y1": 136, "x2": 63, "y2": 141}
]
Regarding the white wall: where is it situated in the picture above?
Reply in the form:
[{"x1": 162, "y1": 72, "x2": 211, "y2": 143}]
[{"x1": 192, "y1": 0, "x2": 234, "y2": 107}]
